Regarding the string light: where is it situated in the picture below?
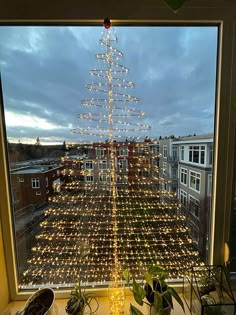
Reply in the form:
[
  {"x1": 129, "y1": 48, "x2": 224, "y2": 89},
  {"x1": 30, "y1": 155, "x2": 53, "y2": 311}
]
[{"x1": 20, "y1": 22, "x2": 203, "y2": 289}]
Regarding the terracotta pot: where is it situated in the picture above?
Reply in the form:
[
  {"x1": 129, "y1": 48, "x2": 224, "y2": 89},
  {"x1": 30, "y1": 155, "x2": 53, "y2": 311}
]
[{"x1": 22, "y1": 287, "x2": 55, "y2": 315}]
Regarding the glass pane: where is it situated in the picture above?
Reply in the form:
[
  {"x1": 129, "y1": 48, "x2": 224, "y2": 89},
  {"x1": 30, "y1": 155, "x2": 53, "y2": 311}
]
[{"x1": 0, "y1": 25, "x2": 218, "y2": 289}]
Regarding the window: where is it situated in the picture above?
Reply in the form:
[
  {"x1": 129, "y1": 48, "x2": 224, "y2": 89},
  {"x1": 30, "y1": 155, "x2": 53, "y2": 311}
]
[
  {"x1": 180, "y1": 168, "x2": 188, "y2": 185},
  {"x1": 118, "y1": 159, "x2": 128, "y2": 170},
  {"x1": 163, "y1": 162, "x2": 167, "y2": 175},
  {"x1": 85, "y1": 161, "x2": 93, "y2": 169},
  {"x1": 0, "y1": 21, "x2": 221, "y2": 294},
  {"x1": 189, "y1": 146, "x2": 205, "y2": 164},
  {"x1": 209, "y1": 145, "x2": 213, "y2": 165},
  {"x1": 18, "y1": 177, "x2": 24, "y2": 182},
  {"x1": 99, "y1": 173, "x2": 110, "y2": 182},
  {"x1": 45, "y1": 176, "x2": 48, "y2": 187},
  {"x1": 181, "y1": 146, "x2": 184, "y2": 161},
  {"x1": 189, "y1": 195, "x2": 200, "y2": 218},
  {"x1": 31, "y1": 178, "x2": 40, "y2": 189},
  {"x1": 163, "y1": 145, "x2": 167, "y2": 158},
  {"x1": 189, "y1": 171, "x2": 201, "y2": 192},
  {"x1": 96, "y1": 147, "x2": 104, "y2": 157},
  {"x1": 119, "y1": 146, "x2": 128, "y2": 156},
  {"x1": 172, "y1": 145, "x2": 178, "y2": 160},
  {"x1": 180, "y1": 189, "x2": 187, "y2": 207},
  {"x1": 36, "y1": 191, "x2": 41, "y2": 195},
  {"x1": 85, "y1": 175, "x2": 94, "y2": 182},
  {"x1": 99, "y1": 160, "x2": 107, "y2": 169}
]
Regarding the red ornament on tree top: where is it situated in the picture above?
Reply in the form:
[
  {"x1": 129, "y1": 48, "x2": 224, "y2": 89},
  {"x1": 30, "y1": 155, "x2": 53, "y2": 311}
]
[{"x1": 104, "y1": 18, "x2": 111, "y2": 29}]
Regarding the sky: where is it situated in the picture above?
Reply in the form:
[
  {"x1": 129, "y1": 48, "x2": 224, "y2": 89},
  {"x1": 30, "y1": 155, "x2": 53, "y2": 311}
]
[{"x1": 0, "y1": 26, "x2": 218, "y2": 145}]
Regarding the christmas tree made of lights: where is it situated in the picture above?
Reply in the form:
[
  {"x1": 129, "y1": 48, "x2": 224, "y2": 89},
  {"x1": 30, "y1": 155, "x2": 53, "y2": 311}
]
[{"x1": 21, "y1": 22, "x2": 202, "y2": 288}]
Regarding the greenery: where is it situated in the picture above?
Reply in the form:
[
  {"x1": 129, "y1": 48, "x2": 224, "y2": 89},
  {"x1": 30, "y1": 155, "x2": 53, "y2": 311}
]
[
  {"x1": 123, "y1": 265, "x2": 185, "y2": 315},
  {"x1": 65, "y1": 280, "x2": 99, "y2": 315}
]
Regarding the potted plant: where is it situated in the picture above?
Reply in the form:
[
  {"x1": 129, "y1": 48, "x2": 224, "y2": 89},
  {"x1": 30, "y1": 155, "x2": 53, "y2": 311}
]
[
  {"x1": 124, "y1": 265, "x2": 185, "y2": 315},
  {"x1": 65, "y1": 280, "x2": 99, "y2": 315},
  {"x1": 21, "y1": 287, "x2": 55, "y2": 315}
]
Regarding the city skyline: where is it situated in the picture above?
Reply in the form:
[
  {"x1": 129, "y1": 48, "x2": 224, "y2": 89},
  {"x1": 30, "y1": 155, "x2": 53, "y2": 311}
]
[{"x1": 0, "y1": 25, "x2": 218, "y2": 144}]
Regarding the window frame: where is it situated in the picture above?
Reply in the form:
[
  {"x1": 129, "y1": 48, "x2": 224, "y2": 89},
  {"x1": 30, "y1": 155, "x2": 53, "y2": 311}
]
[
  {"x1": 189, "y1": 194, "x2": 200, "y2": 219},
  {"x1": 189, "y1": 170, "x2": 201, "y2": 193},
  {"x1": 31, "y1": 178, "x2": 40, "y2": 189},
  {"x1": 0, "y1": 1, "x2": 235, "y2": 300},
  {"x1": 180, "y1": 167, "x2": 188, "y2": 186}
]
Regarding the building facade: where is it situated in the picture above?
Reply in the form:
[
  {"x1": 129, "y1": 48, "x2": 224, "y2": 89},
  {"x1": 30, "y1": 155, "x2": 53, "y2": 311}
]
[{"x1": 159, "y1": 134, "x2": 213, "y2": 260}]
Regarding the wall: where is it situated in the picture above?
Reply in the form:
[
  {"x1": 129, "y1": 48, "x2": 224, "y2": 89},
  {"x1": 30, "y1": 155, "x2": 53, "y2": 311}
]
[{"x1": 0, "y1": 217, "x2": 9, "y2": 313}]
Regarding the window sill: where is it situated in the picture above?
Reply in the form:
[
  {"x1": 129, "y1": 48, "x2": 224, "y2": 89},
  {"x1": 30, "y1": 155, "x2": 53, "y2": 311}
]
[{"x1": 4, "y1": 296, "x2": 190, "y2": 315}]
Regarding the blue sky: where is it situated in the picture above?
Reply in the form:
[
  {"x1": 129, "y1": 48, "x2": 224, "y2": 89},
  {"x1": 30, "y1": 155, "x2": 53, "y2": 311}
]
[{"x1": 0, "y1": 26, "x2": 218, "y2": 144}]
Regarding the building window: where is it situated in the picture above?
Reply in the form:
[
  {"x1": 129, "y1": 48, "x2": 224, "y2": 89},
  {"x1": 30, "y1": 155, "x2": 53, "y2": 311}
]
[
  {"x1": 189, "y1": 146, "x2": 205, "y2": 164},
  {"x1": 209, "y1": 145, "x2": 213, "y2": 165},
  {"x1": 32, "y1": 178, "x2": 40, "y2": 189},
  {"x1": 99, "y1": 173, "x2": 110, "y2": 182},
  {"x1": 181, "y1": 146, "x2": 184, "y2": 161},
  {"x1": 172, "y1": 145, "x2": 178, "y2": 160},
  {"x1": 85, "y1": 161, "x2": 93, "y2": 169},
  {"x1": 36, "y1": 191, "x2": 41, "y2": 195},
  {"x1": 180, "y1": 189, "x2": 187, "y2": 207},
  {"x1": 119, "y1": 146, "x2": 128, "y2": 156},
  {"x1": 18, "y1": 177, "x2": 24, "y2": 182},
  {"x1": 85, "y1": 175, "x2": 94, "y2": 182},
  {"x1": 208, "y1": 174, "x2": 212, "y2": 196},
  {"x1": 99, "y1": 160, "x2": 107, "y2": 169},
  {"x1": 96, "y1": 147, "x2": 104, "y2": 157},
  {"x1": 163, "y1": 145, "x2": 168, "y2": 158},
  {"x1": 45, "y1": 177, "x2": 48, "y2": 187},
  {"x1": 180, "y1": 168, "x2": 188, "y2": 185},
  {"x1": 189, "y1": 171, "x2": 201, "y2": 192},
  {"x1": 118, "y1": 159, "x2": 128, "y2": 170},
  {"x1": 189, "y1": 195, "x2": 200, "y2": 218},
  {"x1": 163, "y1": 162, "x2": 167, "y2": 175}
]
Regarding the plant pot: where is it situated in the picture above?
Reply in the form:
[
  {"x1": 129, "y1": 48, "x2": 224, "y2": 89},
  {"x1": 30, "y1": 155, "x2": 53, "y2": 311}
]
[{"x1": 22, "y1": 287, "x2": 55, "y2": 315}]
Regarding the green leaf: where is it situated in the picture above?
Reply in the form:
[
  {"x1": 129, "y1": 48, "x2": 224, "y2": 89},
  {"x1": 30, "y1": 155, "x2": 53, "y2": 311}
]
[
  {"x1": 167, "y1": 287, "x2": 185, "y2": 312},
  {"x1": 144, "y1": 272, "x2": 153, "y2": 290},
  {"x1": 163, "y1": 0, "x2": 186, "y2": 11},
  {"x1": 162, "y1": 290, "x2": 173, "y2": 309},
  {"x1": 154, "y1": 290, "x2": 162, "y2": 311},
  {"x1": 132, "y1": 279, "x2": 146, "y2": 305},
  {"x1": 130, "y1": 304, "x2": 144, "y2": 315},
  {"x1": 232, "y1": 100, "x2": 236, "y2": 108},
  {"x1": 123, "y1": 269, "x2": 130, "y2": 283},
  {"x1": 148, "y1": 266, "x2": 165, "y2": 276}
]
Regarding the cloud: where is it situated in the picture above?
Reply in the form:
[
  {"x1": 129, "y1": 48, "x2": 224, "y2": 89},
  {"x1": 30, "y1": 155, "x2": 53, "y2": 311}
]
[{"x1": 0, "y1": 26, "x2": 218, "y2": 143}]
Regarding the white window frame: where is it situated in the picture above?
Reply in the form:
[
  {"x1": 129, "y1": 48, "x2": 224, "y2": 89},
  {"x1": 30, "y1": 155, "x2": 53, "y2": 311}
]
[
  {"x1": 31, "y1": 178, "x2": 40, "y2": 189},
  {"x1": 189, "y1": 195, "x2": 200, "y2": 219},
  {"x1": 99, "y1": 173, "x2": 110, "y2": 182},
  {"x1": 99, "y1": 160, "x2": 107, "y2": 170},
  {"x1": 180, "y1": 146, "x2": 184, "y2": 161},
  {"x1": 118, "y1": 158, "x2": 128, "y2": 170},
  {"x1": 119, "y1": 146, "x2": 128, "y2": 156},
  {"x1": 180, "y1": 167, "x2": 188, "y2": 186},
  {"x1": 163, "y1": 162, "x2": 167, "y2": 175},
  {"x1": 84, "y1": 160, "x2": 93, "y2": 170},
  {"x1": 163, "y1": 145, "x2": 167, "y2": 158},
  {"x1": 0, "y1": 2, "x2": 235, "y2": 300},
  {"x1": 18, "y1": 177, "x2": 24, "y2": 183},
  {"x1": 189, "y1": 170, "x2": 201, "y2": 193},
  {"x1": 180, "y1": 189, "x2": 187, "y2": 207},
  {"x1": 189, "y1": 145, "x2": 205, "y2": 165},
  {"x1": 85, "y1": 175, "x2": 94, "y2": 182},
  {"x1": 96, "y1": 147, "x2": 104, "y2": 157}
]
